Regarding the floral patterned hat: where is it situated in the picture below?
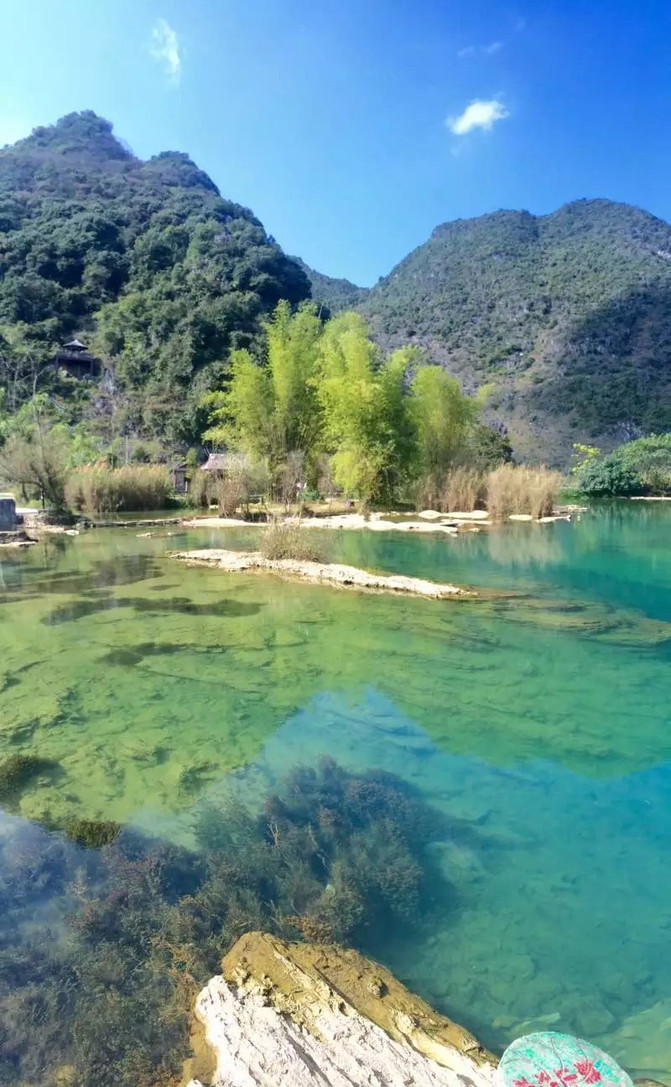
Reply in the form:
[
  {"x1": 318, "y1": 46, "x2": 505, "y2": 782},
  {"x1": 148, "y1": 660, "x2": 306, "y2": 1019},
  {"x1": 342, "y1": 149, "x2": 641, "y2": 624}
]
[{"x1": 498, "y1": 1032, "x2": 633, "y2": 1087}]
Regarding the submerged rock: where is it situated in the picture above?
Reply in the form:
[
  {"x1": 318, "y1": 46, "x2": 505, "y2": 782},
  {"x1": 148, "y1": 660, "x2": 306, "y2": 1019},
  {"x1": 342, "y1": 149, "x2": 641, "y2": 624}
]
[{"x1": 187, "y1": 931, "x2": 497, "y2": 1087}]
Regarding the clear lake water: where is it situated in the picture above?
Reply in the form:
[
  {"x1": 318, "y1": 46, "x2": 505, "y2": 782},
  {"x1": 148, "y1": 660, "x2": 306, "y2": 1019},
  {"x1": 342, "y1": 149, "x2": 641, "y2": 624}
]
[{"x1": 1, "y1": 503, "x2": 670, "y2": 1082}]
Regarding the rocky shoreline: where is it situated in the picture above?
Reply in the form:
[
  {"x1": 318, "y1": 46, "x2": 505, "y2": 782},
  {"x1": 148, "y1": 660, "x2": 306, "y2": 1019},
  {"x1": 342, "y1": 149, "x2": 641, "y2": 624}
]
[
  {"x1": 181, "y1": 507, "x2": 583, "y2": 534},
  {"x1": 186, "y1": 932, "x2": 497, "y2": 1087},
  {"x1": 173, "y1": 548, "x2": 474, "y2": 598}
]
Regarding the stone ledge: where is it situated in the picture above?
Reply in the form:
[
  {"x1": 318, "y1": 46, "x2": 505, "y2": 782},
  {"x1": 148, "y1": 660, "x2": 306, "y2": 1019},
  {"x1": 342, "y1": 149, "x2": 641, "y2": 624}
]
[
  {"x1": 172, "y1": 548, "x2": 474, "y2": 599},
  {"x1": 187, "y1": 932, "x2": 497, "y2": 1087}
]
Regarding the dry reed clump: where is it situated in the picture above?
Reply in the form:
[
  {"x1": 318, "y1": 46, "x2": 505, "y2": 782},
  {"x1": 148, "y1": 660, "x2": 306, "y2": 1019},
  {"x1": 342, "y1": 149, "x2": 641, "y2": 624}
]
[
  {"x1": 259, "y1": 519, "x2": 328, "y2": 563},
  {"x1": 486, "y1": 464, "x2": 561, "y2": 520},
  {"x1": 65, "y1": 464, "x2": 172, "y2": 513},
  {"x1": 441, "y1": 468, "x2": 487, "y2": 512}
]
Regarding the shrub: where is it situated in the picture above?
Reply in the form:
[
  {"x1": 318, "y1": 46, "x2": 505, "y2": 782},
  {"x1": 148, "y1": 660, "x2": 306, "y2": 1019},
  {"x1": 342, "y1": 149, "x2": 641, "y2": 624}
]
[
  {"x1": 576, "y1": 454, "x2": 640, "y2": 496},
  {"x1": 576, "y1": 434, "x2": 671, "y2": 496},
  {"x1": 0, "y1": 429, "x2": 70, "y2": 510},
  {"x1": 186, "y1": 469, "x2": 215, "y2": 509},
  {"x1": 275, "y1": 450, "x2": 306, "y2": 506},
  {"x1": 217, "y1": 473, "x2": 248, "y2": 516},
  {"x1": 625, "y1": 434, "x2": 671, "y2": 493},
  {"x1": 213, "y1": 456, "x2": 271, "y2": 515},
  {"x1": 486, "y1": 464, "x2": 561, "y2": 520},
  {"x1": 65, "y1": 464, "x2": 172, "y2": 513},
  {"x1": 259, "y1": 519, "x2": 327, "y2": 563}
]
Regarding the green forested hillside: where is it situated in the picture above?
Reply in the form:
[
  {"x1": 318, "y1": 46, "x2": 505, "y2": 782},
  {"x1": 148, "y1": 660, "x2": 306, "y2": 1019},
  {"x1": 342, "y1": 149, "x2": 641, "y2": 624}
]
[
  {"x1": 361, "y1": 200, "x2": 671, "y2": 461},
  {"x1": 294, "y1": 258, "x2": 369, "y2": 314},
  {"x1": 0, "y1": 111, "x2": 310, "y2": 442},
  {"x1": 1, "y1": 112, "x2": 670, "y2": 462}
]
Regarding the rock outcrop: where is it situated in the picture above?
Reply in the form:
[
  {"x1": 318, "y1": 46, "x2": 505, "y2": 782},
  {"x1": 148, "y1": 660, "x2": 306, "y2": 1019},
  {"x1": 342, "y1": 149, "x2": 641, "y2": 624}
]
[
  {"x1": 187, "y1": 931, "x2": 497, "y2": 1087},
  {"x1": 173, "y1": 550, "x2": 473, "y2": 599}
]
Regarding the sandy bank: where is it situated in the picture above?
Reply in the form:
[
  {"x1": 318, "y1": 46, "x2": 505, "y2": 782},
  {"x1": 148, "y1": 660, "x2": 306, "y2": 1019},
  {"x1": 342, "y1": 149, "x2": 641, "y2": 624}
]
[{"x1": 173, "y1": 548, "x2": 474, "y2": 598}]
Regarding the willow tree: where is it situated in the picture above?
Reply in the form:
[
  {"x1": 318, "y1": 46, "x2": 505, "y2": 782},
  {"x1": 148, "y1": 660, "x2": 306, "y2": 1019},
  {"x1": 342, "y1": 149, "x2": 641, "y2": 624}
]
[
  {"x1": 202, "y1": 301, "x2": 323, "y2": 477},
  {"x1": 317, "y1": 313, "x2": 417, "y2": 505}
]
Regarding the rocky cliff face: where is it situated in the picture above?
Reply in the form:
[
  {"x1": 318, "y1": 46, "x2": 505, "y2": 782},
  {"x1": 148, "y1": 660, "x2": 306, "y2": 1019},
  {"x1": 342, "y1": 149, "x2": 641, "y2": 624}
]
[{"x1": 186, "y1": 931, "x2": 498, "y2": 1087}]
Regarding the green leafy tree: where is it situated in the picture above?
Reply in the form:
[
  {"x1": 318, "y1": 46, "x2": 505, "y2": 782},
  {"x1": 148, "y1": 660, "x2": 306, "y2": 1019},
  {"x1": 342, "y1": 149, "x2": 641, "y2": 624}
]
[
  {"x1": 618, "y1": 434, "x2": 671, "y2": 494},
  {"x1": 409, "y1": 366, "x2": 476, "y2": 480},
  {"x1": 576, "y1": 433, "x2": 671, "y2": 495},
  {"x1": 203, "y1": 302, "x2": 323, "y2": 476},
  {"x1": 467, "y1": 424, "x2": 513, "y2": 469},
  {"x1": 571, "y1": 442, "x2": 601, "y2": 476},
  {"x1": 317, "y1": 314, "x2": 416, "y2": 504},
  {"x1": 0, "y1": 421, "x2": 71, "y2": 509}
]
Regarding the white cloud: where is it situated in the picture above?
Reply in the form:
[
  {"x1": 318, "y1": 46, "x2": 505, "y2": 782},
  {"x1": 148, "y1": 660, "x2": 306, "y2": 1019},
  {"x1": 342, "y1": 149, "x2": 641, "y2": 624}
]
[
  {"x1": 150, "y1": 18, "x2": 181, "y2": 83},
  {"x1": 447, "y1": 99, "x2": 509, "y2": 135},
  {"x1": 457, "y1": 40, "x2": 504, "y2": 58}
]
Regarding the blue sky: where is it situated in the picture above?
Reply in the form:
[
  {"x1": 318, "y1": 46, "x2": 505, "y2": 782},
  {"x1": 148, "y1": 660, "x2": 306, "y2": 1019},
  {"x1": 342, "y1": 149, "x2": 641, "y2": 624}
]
[{"x1": 1, "y1": 0, "x2": 670, "y2": 285}]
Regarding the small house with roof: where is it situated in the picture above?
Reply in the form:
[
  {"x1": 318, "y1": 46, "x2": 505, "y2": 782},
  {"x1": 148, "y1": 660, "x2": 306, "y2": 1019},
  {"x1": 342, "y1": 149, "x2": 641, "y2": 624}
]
[
  {"x1": 199, "y1": 452, "x2": 251, "y2": 476},
  {"x1": 54, "y1": 339, "x2": 100, "y2": 379}
]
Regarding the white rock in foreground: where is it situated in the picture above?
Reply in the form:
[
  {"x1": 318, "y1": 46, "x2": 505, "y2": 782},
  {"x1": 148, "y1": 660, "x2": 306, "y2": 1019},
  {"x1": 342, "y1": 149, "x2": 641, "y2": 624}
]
[{"x1": 187, "y1": 932, "x2": 498, "y2": 1087}]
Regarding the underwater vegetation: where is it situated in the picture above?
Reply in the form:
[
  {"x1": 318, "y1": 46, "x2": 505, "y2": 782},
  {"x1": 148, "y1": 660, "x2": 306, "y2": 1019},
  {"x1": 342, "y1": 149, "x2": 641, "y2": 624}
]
[
  {"x1": 0, "y1": 754, "x2": 61, "y2": 808},
  {"x1": 62, "y1": 818, "x2": 122, "y2": 848},
  {"x1": 0, "y1": 758, "x2": 453, "y2": 1087}
]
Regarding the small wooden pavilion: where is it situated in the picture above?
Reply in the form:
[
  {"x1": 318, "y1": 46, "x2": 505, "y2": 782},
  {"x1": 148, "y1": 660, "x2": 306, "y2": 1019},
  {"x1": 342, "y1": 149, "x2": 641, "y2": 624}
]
[{"x1": 53, "y1": 339, "x2": 100, "y2": 379}]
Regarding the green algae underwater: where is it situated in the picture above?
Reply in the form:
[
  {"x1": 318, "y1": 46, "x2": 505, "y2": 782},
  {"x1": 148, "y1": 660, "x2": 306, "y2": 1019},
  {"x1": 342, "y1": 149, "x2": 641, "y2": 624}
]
[{"x1": 1, "y1": 503, "x2": 671, "y2": 1085}]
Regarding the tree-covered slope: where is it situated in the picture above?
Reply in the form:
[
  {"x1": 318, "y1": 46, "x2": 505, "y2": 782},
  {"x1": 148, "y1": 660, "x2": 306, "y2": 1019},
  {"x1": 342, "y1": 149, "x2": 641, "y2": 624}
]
[
  {"x1": 293, "y1": 258, "x2": 368, "y2": 314},
  {"x1": 0, "y1": 111, "x2": 310, "y2": 441},
  {"x1": 361, "y1": 199, "x2": 671, "y2": 461}
]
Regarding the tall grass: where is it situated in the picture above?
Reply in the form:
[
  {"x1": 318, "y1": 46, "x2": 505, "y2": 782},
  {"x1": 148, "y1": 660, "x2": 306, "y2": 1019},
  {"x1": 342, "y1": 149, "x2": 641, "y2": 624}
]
[
  {"x1": 259, "y1": 519, "x2": 327, "y2": 563},
  {"x1": 413, "y1": 464, "x2": 561, "y2": 519},
  {"x1": 486, "y1": 465, "x2": 561, "y2": 520},
  {"x1": 65, "y1": 465, "x2": 172, "y2": 513},
  {"x1": 441, "y1": 468, "x2": 487, "y2": 512}
]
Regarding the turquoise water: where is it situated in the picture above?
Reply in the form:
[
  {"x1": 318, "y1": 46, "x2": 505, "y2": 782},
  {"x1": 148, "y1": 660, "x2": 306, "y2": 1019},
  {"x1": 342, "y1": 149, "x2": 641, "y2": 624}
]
[{"x1": 1, "y1": 503, "x2": 670, "y2": 1082}]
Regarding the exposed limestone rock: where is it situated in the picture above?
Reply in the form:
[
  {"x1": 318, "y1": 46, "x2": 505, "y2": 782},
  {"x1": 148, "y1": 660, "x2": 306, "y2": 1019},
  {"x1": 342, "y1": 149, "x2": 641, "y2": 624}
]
[
  {"x1": 180, "y1": 512, "x2": 489, "y2": 532},
  {"x1": 173, "y1": 549, "x2": 474, "y2": 599},
  {"x1": 446, "y1": 510, "x2": 490, "y2": 520},
  {"x1": 187, "y1": 932, "x2": 497, "y2": 1087},
  {"x1": 0, "y1": 531, "x2": 36, "y2": 548}
]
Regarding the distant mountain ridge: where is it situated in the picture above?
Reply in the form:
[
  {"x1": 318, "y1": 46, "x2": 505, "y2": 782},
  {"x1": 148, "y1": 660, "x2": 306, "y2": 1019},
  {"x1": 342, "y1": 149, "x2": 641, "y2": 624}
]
[
  {"x1": 293, "y1": 258, "x2": 368, "y2": 314},
  {"x1": 355, "y1": 199, "x2": 671, "y2": 461}
]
